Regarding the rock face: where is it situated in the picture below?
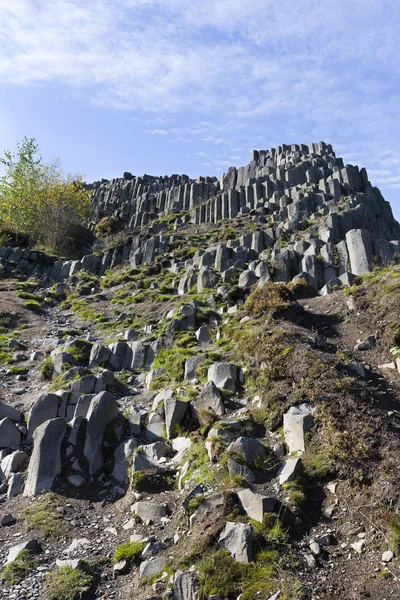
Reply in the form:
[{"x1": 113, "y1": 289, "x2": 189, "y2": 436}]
[
  {"x1": 24, "y1": 418, "x2": 67, "y2": 496},
  {"x1": 345, "y1": 229, "x2": 373, "y2": 275},
  {"x1": 83, "y1": 392, "x2": 118, "y2": 474}
]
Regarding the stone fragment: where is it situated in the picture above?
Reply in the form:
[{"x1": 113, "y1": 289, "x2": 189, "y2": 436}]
[
  {"x1": 228, "y1": 436, "x2": 266, "y2": 464},
  {"x1": 354, "y1": 335, "x2": 376, "y2": 351},
  {"x1": 173, "y1": 569, "x2": 199, "y2": 600},
  {"x1": 0, "y1": 417, "x2": 21, "y2": 448},
  {"x1": 196, "y1": 326, "x2": 211, "y2": 345},
  {"x1": 27, "y1": 393, "x2": 60, "y2": 440},
  {"x1": 165, "y1": 396, "x2": 187, "y2": 439},
  {"x1": 345, "y1": 229, "x2": 372, "y2": 275},
  {"x1": 237, "y1": 489, "x2": 276, "y2": 523},
  {"x1": 7, "y1": 473, "x2": 24, "y2": 497},
  {"x1": 283, "y1": 404, "x2": 314, "y2": 454},
  {"x1": 208, "y1": 362, "x2": 242, "y2": 392},
  {"x1": 4, "y1": 538, "x2": 39, "y2": 565},
  {"x1": 278, "y1": 458, "x2": 301, "y2": 484},
  {"x1": 111, "y1": 438, "x2": 137, "y2": 482},
  {"x1": 0, "y1": 401, "x2": 21, "y2": 423},
  {"x1": 218, "y1": 521, "x2": 253, "y2": 563},
  {"x1": 24, "y1": 418, "x2": 66, "y2": 496},
  {"x1": 139, "y1": 557, "x2": 166, "y2": 580},
  {"x1": 83, "y1": 392, "x2": 118, "y2": 474},
  {"x1": 131, "y1": 501, "x2": 168, "y2": 523},
  {"x1": 382, "y1": 550, "x2": 394, "y2": 563},
  {"x1": 191, "y1": 381, "x2": 224, "y2": 419},
  {"x1": 227, "y1": 458, "x2": 255, "y2": 483}
]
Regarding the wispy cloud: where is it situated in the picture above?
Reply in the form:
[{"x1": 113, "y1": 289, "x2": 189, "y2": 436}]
[{"x1": 0, "y1": 0, "x2": 400, "y2": 209}]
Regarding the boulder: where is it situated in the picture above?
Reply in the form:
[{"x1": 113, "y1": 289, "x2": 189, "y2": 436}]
[
  {"x1": 1, "y1": 450, "x2": 28, "y2": 478},
  {"x1": 184, "y1": 354, "x2": 207, "y2": 381},
  {"x1": 165, "y1": 396, "x2": 187, "y2": 439},
  {"x1": 83, "y1": 392, "x2": 118, "y2": 474},
  {"x1": 237, "y1": 489, "x2": 276, "y2": 523},
  {"x1": 196, "y1": 326, "x2": 211, "y2": 345},
  {"x1": 173, "y1": 569, "x2": 199, "y2": 600},
  {"x1": 139, "y1": 557, "x2": 166, "y2": 580},
  {"x1": 131, "y1": 501, "x2": 167, "y2": 523},
  {"x1": 27, "y1": 392, "x2": 60, "y2": 440},
  {"x1": 111, "y1": 438, "x2": 137, "y2": 482},
  {"x1": 228, "y1": 437, "x2": 266, "y2": 465},
  {"x1": 0, "y1": 417, "x2": 21, "y2": 448},
  {"x1": 219, "y1": 521, "x2": 253, "y2": 563},
  {"x1": 7, "y1": 473, "x2": 24, "y2": 497},
  {"x1": 227, "y1": 458, "x2": 255, "y2": 483},
  {"x1": 24, "y1": 418, "x2": 67, "y2": 496},
  {"x1": 345, "y1": 229, "x2": 372, "y2": 275},
  {"x1": 0, "y1": 401, "x2": 21, "y2": 423},
  {"x1": 283, "y1": 404, "x2": 314, "y2": 454},
  {"x1": 4, "y1": 538, "x2": 39, "y2": 566},
  {"x1": 191, "y1": 381, "x2": 224, "y2": 419},
  {"x1": 278, "y1": 457, "x2": 301, "y2": 484},
  {"x1": 208, "y1": 362, "x2": 242, "y2": 392}
]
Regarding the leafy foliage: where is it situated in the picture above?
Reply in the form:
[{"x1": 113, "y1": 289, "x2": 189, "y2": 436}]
[{"x1": 0, "y1": 137, "x2": 89, "y2": 255}]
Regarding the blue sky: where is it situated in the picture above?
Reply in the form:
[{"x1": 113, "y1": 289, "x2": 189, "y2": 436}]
[{"x1": 1, "y1": 0, "x2": 400, "y2": 220}]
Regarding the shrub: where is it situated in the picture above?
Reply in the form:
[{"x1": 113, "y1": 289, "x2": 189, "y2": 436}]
[
  {"x1": 94, "y1": 215, "x2": 120, "y2": 238},
  {"x1": 245, "y1": 282, "x2": 296, "y2": 318},
  {"x1": 2, "y1": 550, "x2": 37, "y2": 585}
]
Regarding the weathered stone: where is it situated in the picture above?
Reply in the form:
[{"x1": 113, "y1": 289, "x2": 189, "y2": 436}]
[
  {"x1": 196, "y1": 325, "x2": 211, "y2": 345},
  {"x1": 0, "y1": 417, "x2": 21, "y2": 448},
  {"x1": 165, "y1": 396, "x2": 187, "y2": 439},
  {"x1": 4, "y1": 538, "x2": 39, "y2": 565},
  {"x1": 83, "y1": 392, "x2": 118, "y2": 474},
  {"x1": 278, "y1": 457, "x2": 301, "y2": 484},
  {"x1": 111, "y1": 438, "x2": 137, "y2": 482},
  {"x1": 0, "y1": 401, "x2": 21, "y2": 423},
  {"x1": 237, "y1": 489, "x2": 276, "y2": 523},
  {"x1": 1, "y1": 450, "x2": 28, "y2": 478},
  {"x1": 131, "y1": 501, "x2": 168, "y2": 522},
  {"x1": 24, "y1": 418, "x2": 66, "y2": 496},
  {"x1": 184, "y1": 354, "x2": 207, "y2": 380},
  {"x1": 139, "y1": 557, "x2": 167, "y2": 580},
  {"x1": 208, "y1": 362, "x2": 242, "y2": 392},
  {"x1": 219, "y1": 521, "x2": 253, "y2": 563},
  {"x1": 7, "y1": 473, "x2": 24, "y2": 497},
  {"x1": 227, "y1": 458, "x2": 255, "y2": 483},
  {"x1": 173, "y1": 570, "x2": 199, "y2": 600},
  {"x1": 283, "y1": 404, "x2": 314, "y2": 454},
  {"x1": 27, "y1": 393, "x2": 60, "y2": 440},
  {"x1": 228, "y1": 437, "x2": 266, "y2": 464},
  {"x1": 191, "y1": 381, "x2": 224, "y2": 419},
  {"x1": 345, "y1": 229, "x2": 373, "y2": 275}
]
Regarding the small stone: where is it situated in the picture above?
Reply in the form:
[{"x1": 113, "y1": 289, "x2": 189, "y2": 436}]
[{"x1": 382, "y1": 550, "x2": 394, "y2": 563}]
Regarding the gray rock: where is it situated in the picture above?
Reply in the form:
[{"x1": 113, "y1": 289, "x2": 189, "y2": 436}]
[
  {"x1": 0, "y1": 401, "x2": 21, "y2": 423},
  {"x1": 24, "y1": 418, "x2": 66, "y2": 496},
  {"x1": 0, "y1": 417, "x2": 21, "y2": 448},
  {"x1": 196, "y1": 326, "x2": 211, "y2": 345},
  {"x1": 219, "y1": 521, "x2": 253, "y2": 563},
  {"x1": 173, "y1": 570, "x2": 199, "y2": 600},
  {"x1": 68, "y1": 475, "x2": 86, "y2": 487},
  {"x1": 184, "y1": 354, "x2": 207, "y2": 381},
  {"x1": 4, "y1": 538, "x2": 39, "y2": 565},
  {"x1": 191, "y1": 381, "x2": 224, "y2": 419},
  {"x1": 345, "y1": 229, "x2": 373, "y2": 275},
  {"x1": 228, "y1": 436, "x2": 266, "y2": 465},
  {"x1": 165, "y1": 396, "x2": 187, "y2": 439},
  {"x1": 111, "y1": 438, "x2": 137, "y2": 482},
  {"x1": 1, "y1": 450, "x2": 28, "y2": 478},
  {"x1": 227, "y1": 458, "x2": 255, "y2": 483},
  {"x1": 132, "y1": 501, "x2": 168, "y2": 523},
  {"x1": 7, "y1": 473, "x2": 24, "y2": 497},
  {"x1": 237, "y1": 489, "x2": 276, "y2": 523},
  {"x1": 1, "y1": 512, "x2": 16, "y2": 526},
  {"x1": 355, "y1": 335, "x2": 376, "y2": 351},
  {"x1": 208, "y1": 362, "x2": 242, "y2": 392},
  {"x1": 139, "y1": 557, "x2": 167, "y2": 580},
  {"x1": 27, "y1": 393, "x2": 60, "y2": 440},
  {"x1": 238, "y1": 270, "x2": 259, "y2": 288},
  {"x1": 83, "y1": 392, "x2": 118, "y2": 474},
  {"x1": 89, "y1": 343, "x2": 111, "y2": 367},
  {"x1": 278, "y1": 458, "x2": 301, "y2": 484},
  {"x1": 283, "y1": 404, "x2": 314, "y2": 454}
]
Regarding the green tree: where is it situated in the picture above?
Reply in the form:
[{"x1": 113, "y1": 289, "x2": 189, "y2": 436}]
[{"x1": 0, "y1": 137, "x2": 89, "y2": 255}]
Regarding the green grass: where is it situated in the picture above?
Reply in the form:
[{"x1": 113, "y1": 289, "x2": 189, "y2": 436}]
[
  {"x1": 2, "y1": 550, "x2": 38, "y2": 585},
  {"x1": 24, "y1": 300, "x2": 43, "y2": 314},
  {"x1": 112, "y1": 541, "x2": 146, "y2": 564},
  {"x1": 44, "y1": 562, "x2": 95, "y2": 600},
  {"x1": 16, "y1": 291, "x2": 42, "y2": 301},
  {"x1": 21, "y1": 493, "x2": 70, "y2": 538},
  {"x1": 40, "y1": 356, "x2": 54, "y2": 380},
  {"x1": 7, "y1": 365, "x2": 28, "y2": 375}
]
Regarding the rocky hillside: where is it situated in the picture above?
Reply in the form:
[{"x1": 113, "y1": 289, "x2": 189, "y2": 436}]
[{"x1": 0, "y1": 142, "x2": 400, "y2": 600}]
